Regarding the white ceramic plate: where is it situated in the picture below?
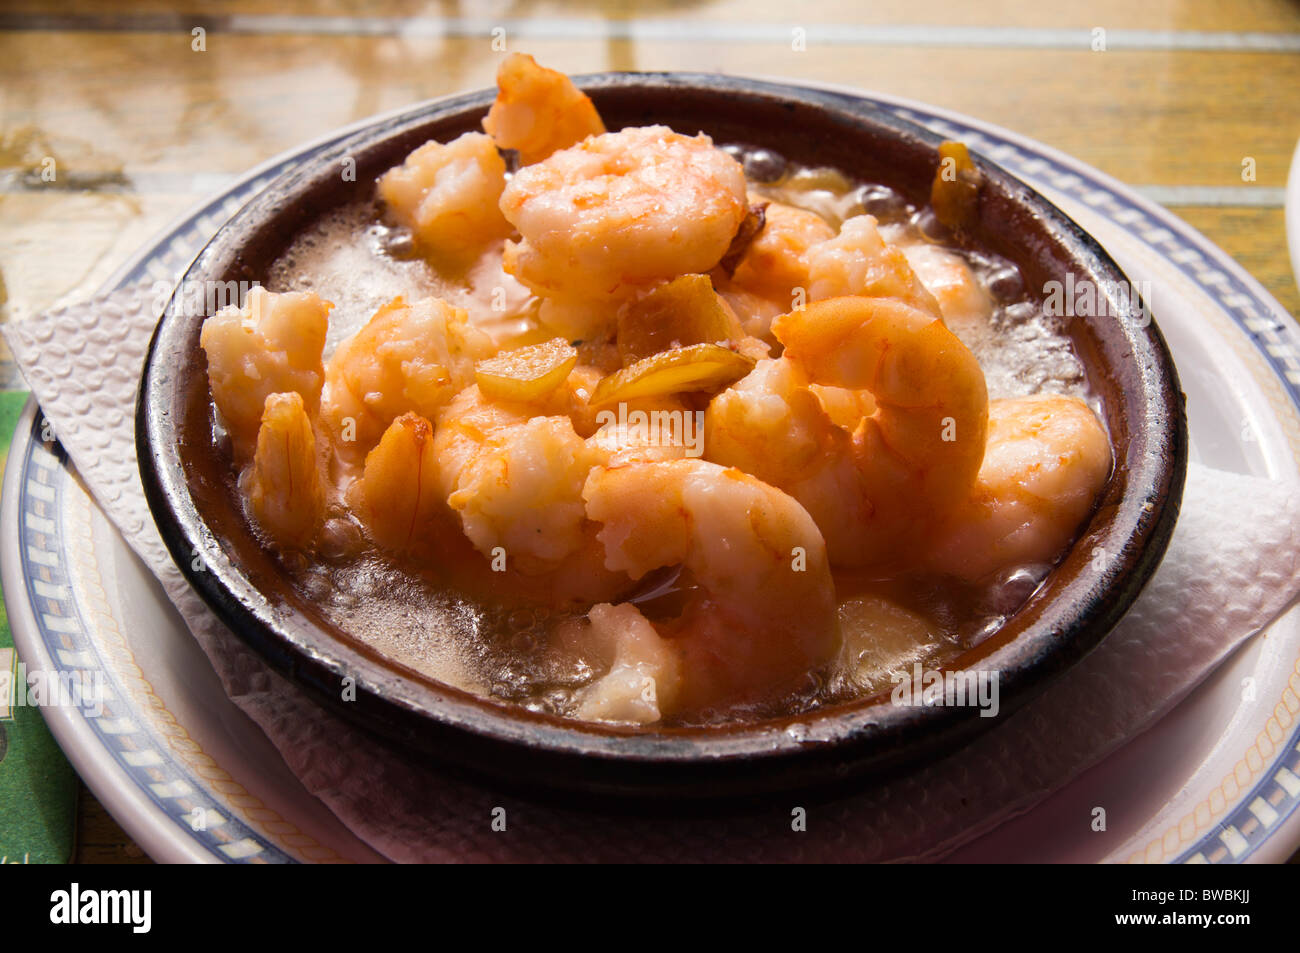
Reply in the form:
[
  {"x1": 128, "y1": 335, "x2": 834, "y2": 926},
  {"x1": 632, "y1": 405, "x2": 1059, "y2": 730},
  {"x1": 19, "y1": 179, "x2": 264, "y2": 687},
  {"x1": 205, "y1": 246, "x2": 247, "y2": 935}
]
[{"x1": 4, "y1": 84, "x2": 1299, "y2": 864}]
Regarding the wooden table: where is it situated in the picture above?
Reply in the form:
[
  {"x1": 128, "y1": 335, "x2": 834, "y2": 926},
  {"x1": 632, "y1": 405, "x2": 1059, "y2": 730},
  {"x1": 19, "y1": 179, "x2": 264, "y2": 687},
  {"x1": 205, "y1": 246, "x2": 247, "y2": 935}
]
[{"x1": 1, "y1": 1, "x2": 1297, "y2": 863}]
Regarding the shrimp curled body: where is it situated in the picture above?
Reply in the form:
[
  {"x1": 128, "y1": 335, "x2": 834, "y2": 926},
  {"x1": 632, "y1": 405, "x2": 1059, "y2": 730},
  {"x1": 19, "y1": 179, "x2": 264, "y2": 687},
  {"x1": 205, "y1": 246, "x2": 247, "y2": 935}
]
[
  {"x1": 482, "y1": 52, "x2": 606, "y2": 165},
  {"x1": 707, "y1": 296, "x2": 989, "y2": 569},
  {"x1": 499, "y1": 125, "x2": 748, "y2": 338},
  {"x1": 200, "y1": 287, "x2": 330, "y2": 462},
  {"x1": 582, "y1": 458, "x2": 840, "y2": 714},
  {"x1": 927, "y1": 394, "x2": 1112, "y2": 581},
  {"x1": 245, "y1": 391, "x2": 326, "y2": 550},
  {"x1": 321, "y1": 296, "x2": 495, "y2": 464}
]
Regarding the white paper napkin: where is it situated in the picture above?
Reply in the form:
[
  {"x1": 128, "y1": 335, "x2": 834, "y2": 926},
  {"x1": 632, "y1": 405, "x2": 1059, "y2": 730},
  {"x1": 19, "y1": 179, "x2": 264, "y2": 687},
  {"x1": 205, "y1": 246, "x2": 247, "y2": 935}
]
[{"x1": 6, "y1": 284, "x2": 1300, "y2": 863}]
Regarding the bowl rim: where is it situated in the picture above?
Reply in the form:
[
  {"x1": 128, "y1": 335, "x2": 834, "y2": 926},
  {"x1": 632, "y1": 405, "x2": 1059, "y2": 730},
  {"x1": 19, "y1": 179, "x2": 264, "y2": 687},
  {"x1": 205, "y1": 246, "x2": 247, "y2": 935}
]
[{"x1": 137, "y1": 72, "x2": 1188, "y2": 796}]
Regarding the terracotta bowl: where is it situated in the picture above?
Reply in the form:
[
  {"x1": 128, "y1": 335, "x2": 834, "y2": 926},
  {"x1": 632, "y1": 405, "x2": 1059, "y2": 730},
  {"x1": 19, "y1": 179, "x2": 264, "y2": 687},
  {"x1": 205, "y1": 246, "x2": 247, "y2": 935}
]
[{"x1": 137, "y1": 74, "x2": 1188, "y2": 799}]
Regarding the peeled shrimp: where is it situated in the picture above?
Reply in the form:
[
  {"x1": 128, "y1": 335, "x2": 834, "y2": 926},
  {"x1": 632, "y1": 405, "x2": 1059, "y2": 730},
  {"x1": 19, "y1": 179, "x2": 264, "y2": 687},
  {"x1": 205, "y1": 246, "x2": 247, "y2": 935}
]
[
  {"x1": 423, "y1": 380, "x2": 643, "y2": 606},
  {"x1": 245, "y1": 391, "x2": 325, "y2": 550},
  {"x1": 200, "y1": 287, "x2": 330, "y2": 461},
  {"x1": 927, "y1": 394, "x2": 1112, "y2": 581},
  {"x1": 431, "y1": 383, "x2": 598, "y2": 574},
  {"x1": 722, "y1": 198, "x2": 836, "y2": 324},
  {"x1": 482, "y1": 52, "x2": 606, "y2": 165},
  {"x1": 899, "y1": 243, "x2": 993, "y2": 347},
  {"x1": 707, "y1": 296, "x2": 989, "y2": 569},
  {"x1": 449, "y1": 415, "x2": 603, "y2": 570},
  {"x1": 321, "y1": 296, "x2": 494, "y2": 462},
  {"x1": 379, "y1": 131, "x2": 512, "y2": 265},
  {"x1": 432, "y1": 383, "x2": 534, "y2": 496},
  {"x1": 806, "y1": 215, "x2": 940, "y2": 316},
  {"x1": 705, "y1": 356, "x2": 868, "y2": 564},
  {"x1": 355, "y1": 412, "x2": 444, "y2": 552},
  {"x1": 431, "y1": 374, "x2": 693, "y2": 573},
  {"x1": 587, "y1": 406, "x2": 696, "y2": 466},
  {"x1": 723, "y1": 211, "x2": 938, "y2": 341},
  {"x1": 583, "y1": 458, "x2": 839, "y2": 711},
  {"x1": 568, "y1": 602, "x2": 683, "y2": 724},
  {"x1": 499, "y1": 125, "x2": 748, "y2": 338}
]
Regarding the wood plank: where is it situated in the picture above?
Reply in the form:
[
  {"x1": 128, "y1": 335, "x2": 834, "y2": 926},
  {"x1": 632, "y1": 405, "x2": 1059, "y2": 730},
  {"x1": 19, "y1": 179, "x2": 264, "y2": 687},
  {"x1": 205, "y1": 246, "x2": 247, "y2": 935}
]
[
  {"x1": 2, "y1": 0, "x2": 1298, "y2": 33},
  {"x1": 75, "y1": 782, "x2": 151, "y2": 864},
  {"x1": 0, "y1": 34, "x2": 1296, "y2": 188}
]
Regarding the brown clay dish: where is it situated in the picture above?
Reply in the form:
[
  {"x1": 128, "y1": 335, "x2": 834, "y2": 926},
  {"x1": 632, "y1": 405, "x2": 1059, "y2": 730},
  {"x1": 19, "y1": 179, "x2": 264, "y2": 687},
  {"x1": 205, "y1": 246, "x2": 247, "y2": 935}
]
[{"x1": 137, "y1": 74, "x2": 1188, "y2": 798}]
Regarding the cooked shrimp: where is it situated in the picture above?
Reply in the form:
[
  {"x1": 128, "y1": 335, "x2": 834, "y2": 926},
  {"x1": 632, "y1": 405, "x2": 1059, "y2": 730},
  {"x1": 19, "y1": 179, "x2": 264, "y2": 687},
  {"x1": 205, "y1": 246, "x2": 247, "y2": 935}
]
[
  {"x1": 200, "y1": 287, "x2": 330, "y2": 461},
  {"x1": 926, "y1": 394, "x2": 1111, "y2": 581},
  {"x1": 355, "y1": 412, "x2": 444, "y2": 552},
  {"x1": 245, "y1": 391, "x2": 325, "y2": 550},
  {"x1": 707, "y1": 296, "x2": 988, "y2": 569},
  {"x1": 482, "y1": 52, "x2": 606, "y2": 165},
  {"x1": 705, "y1": 356, "x2": 870, "y2": 565},
  {"x1": 428, "y1": 381, "x2": 640, "y2": 604},
  {"x1": 588, "y1": 406, "x2": 696, "y2": 466},
  {"x1": 725, "y1": 198, "x2": 836, "y2": 308},
  {"x1": 433, "y1": 384, "x2": 529, "y2": 491},
  {"x1": 899, "y1": 243, "x2": 993, "y2": 346},
  {"x1": 321, "y1": 296, "x2": 495, "y2": 462},
  {"x1": 568, "y1": 602, "x2": 683, "y2": 724},
  {"x1": 449, "y1": 415, "x2": 603, "y2": 571},
  {"x1": 431, "y1": 370, "x2": 693, "y2": 568},
  {"x1": 378, "y1": 131, "x2": 512, "y2": 266},
  {"x1": 499, "y1": 125, "x2": 748, "y2": 338},
  {"x1": 432, "y1": 384, "x2": 594, "y2": 571},
  {"x1": 433, "y1": 377, "x2": 572, "y2": 495},
  {"x1": 806, "y1": 215, "x2": 940, "y2": 316},
  {"x1": 583, "y1": 458, "x2": 839, "y2": 711},
  {"x1": 807, "y1": 383, "x2": 877, "y2": 432}
]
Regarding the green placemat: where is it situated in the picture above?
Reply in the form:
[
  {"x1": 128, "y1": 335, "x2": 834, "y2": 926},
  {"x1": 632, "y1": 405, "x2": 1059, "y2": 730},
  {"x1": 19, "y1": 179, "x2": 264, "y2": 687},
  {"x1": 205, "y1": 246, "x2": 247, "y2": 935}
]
[{"x1": 0, "y1": 391, "x2": 77, "y2": 864}]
